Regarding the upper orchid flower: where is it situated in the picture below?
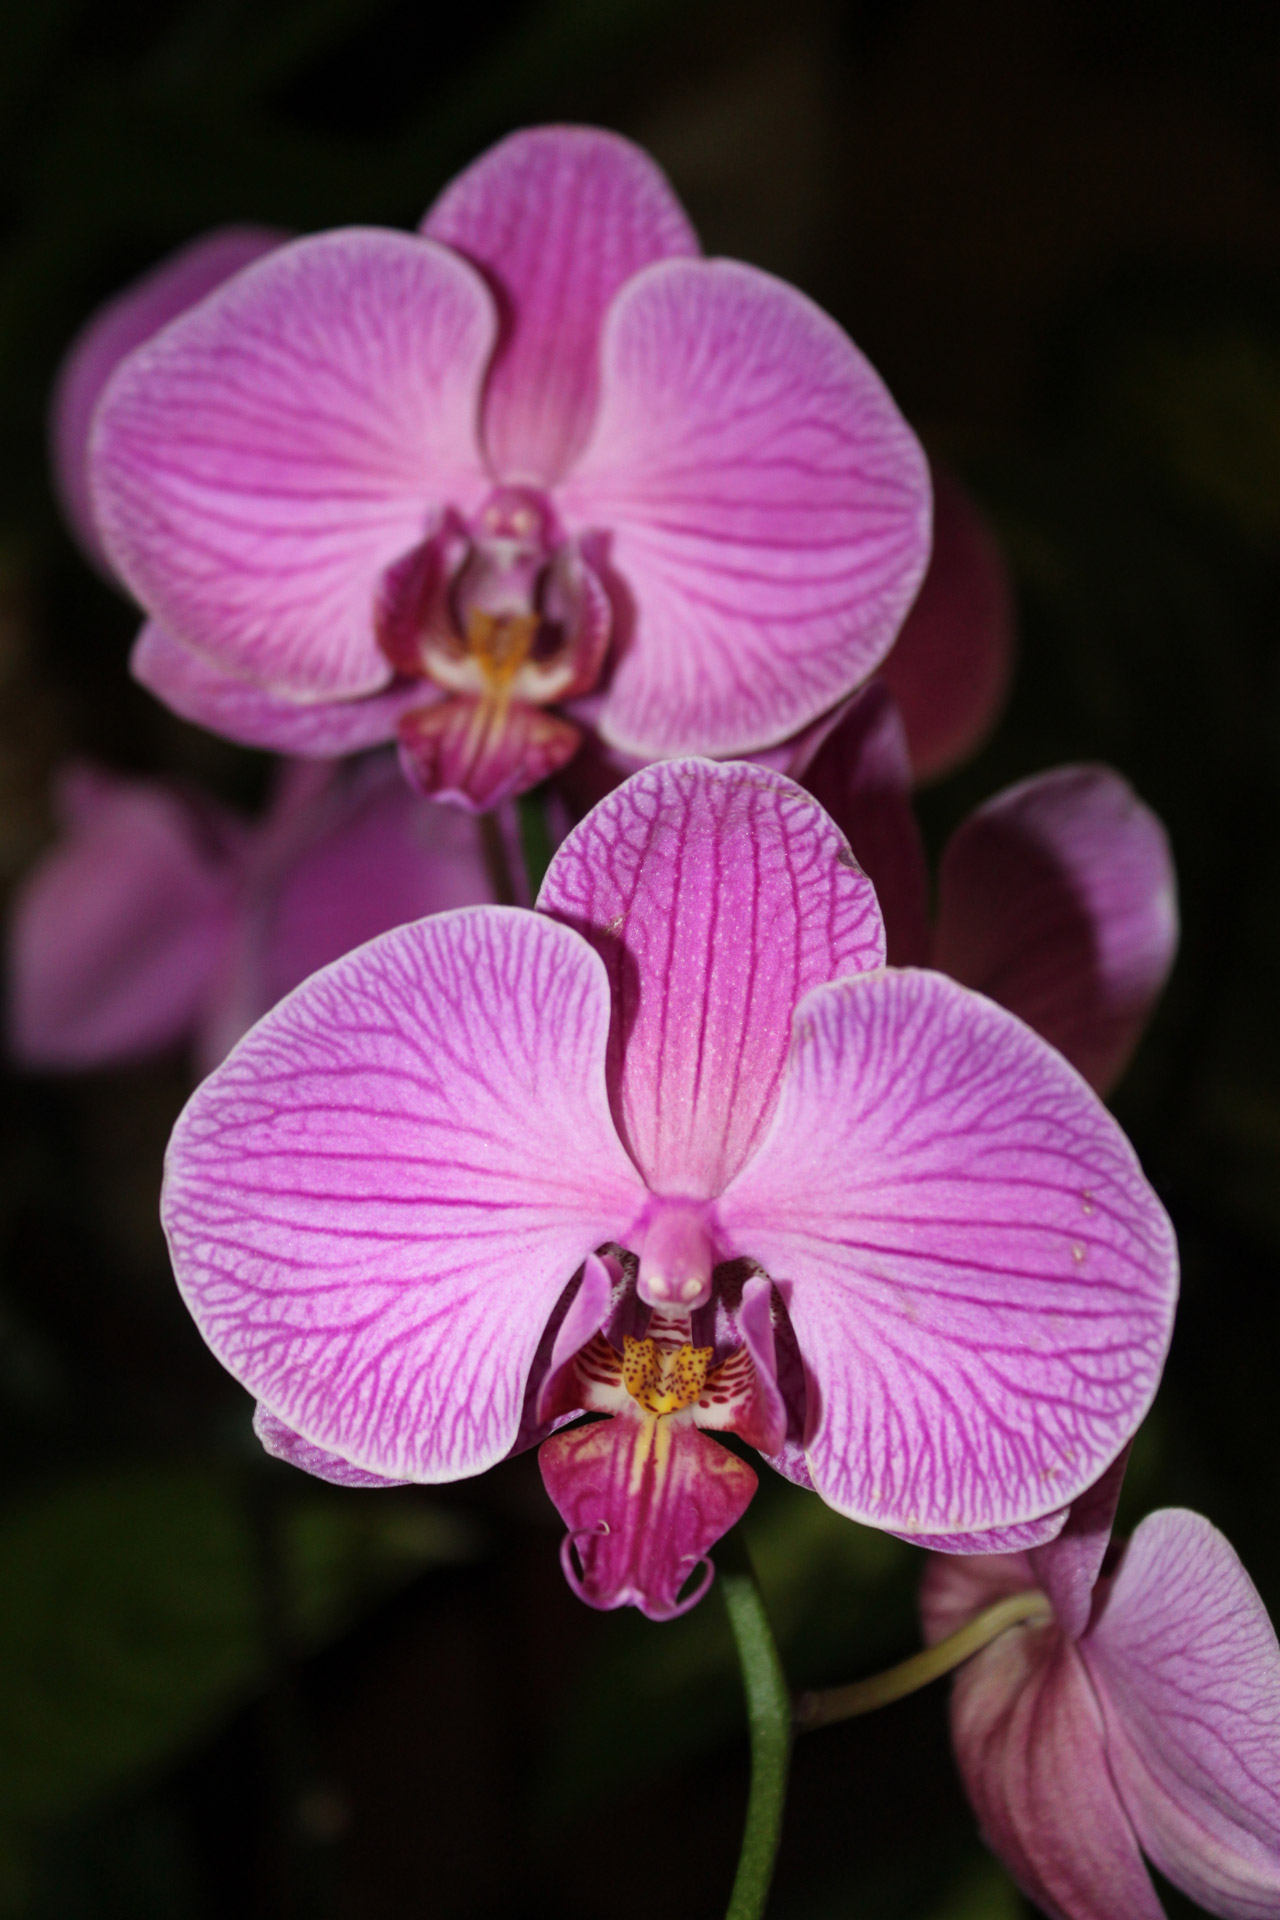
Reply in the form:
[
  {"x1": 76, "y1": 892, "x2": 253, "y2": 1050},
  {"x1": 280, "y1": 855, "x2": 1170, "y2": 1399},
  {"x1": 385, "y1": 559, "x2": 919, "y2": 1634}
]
[
  {"x1": 84, "y1": 126, "x2": 931, "y2": 809},
  {"x1": 923, "y1": 1461, "x2": 1280, "y2": 1918},
  {"x1": 8, "y1": 753, "x2": 494, "y2": 1075},
  {"x1": 161, "y1": 758, "x2": 1177, "y2": 1618},
  {"x1": 797, "y1": 682, "x2": 1178, "y2": 1095}
]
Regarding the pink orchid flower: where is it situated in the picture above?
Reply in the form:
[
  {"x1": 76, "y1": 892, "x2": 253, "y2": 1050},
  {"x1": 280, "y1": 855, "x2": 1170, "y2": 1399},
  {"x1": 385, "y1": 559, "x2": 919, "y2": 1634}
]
[
  {"x1": 875, "y1": 463, "x2": 1015, "y2": 783},
  {"x1": 922, "y1": 1461, "x2": 1280, "y2": 1918},
  {"x1": 798, "y1": 681, "x2": 1178, "y2": 1095},
  {"x1": 8, "y1": 753, "x2": 493, "y2": 1075},
  {"x1": 161, "y1": 757, "x2": 1177, "y2": 1618},
  {"x1": 84, "y1": 126, "x2": 931, "y2": 810}
]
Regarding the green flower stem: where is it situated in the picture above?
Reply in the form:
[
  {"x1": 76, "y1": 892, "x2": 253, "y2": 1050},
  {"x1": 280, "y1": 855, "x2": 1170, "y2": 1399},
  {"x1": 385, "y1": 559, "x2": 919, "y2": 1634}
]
[
  {"x1": 719, "y1": 1530, "x2": 792, "y2": 1920},
  {"x1": 793, "y1": 1589, "x2": 1054, "y2": 1734},
  {"x1": 516, "y1": 788, "x2": 555, "y2": 897},
  {"x1": 478, "y1": 809, "x2": 518, "y2": 905}
]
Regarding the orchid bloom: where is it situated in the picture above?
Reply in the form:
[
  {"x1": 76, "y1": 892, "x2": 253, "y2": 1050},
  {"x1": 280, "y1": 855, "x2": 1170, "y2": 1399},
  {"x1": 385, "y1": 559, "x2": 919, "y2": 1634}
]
[
  {"x1": 875, "y1": 464, "x2": 1015, "y2": 783},
  {"x1": 162, "y1": 757, "x2": 1177, "y2": 1618},
  {"x1": 84, "y1": 126, "x2": 931, "y2": 810},
  {"x1": 797, "y1": 681, "x2": 1178, "y2": 1095},
  {"x1": 922, "y1": 1461, "x2": 1280, "y2": 1918},
  {"x1": 8, "y1": 753, "x2": 493, "y2": 1075}
]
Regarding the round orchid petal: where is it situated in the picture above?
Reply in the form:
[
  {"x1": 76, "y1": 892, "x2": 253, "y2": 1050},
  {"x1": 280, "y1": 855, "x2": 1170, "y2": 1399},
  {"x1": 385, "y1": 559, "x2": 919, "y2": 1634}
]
[
  {"x1": 935, "y1": 766, "x2": 1178, "y2": 1095},
  {"x1": 52, "y1": 226, "x2": 287, "y2": 572},
  {"x1": 717, "y1": 968, "x2": 1178, "y2": 1537},
  {"x1": 9, "y1": 765, "x2": 238, "y2": 1068},
  {"x1": 877, "y1": 465, "x2": 1015, "y2": 782},
  {"x1": 557, "y1": 258, "x2": 931, "y2": 759},
  {"x1": 130, "y1": 622, "x2": 430, "y2": 754},
  {"x1": 537, "y1": 758, "x2": 884, "y2": 1197},
  {"x1": 948, "y1": 1624, "x2": 1166, "y2": 1920},
  {"x1": 1028, "y1": 1445, "x2": 1131, "y2": 1642},
  {"x1": 162, "y1": 908, "x2": 647, "y2": 1483},
  {"x1": 253, "y1": 1405, "x2": 406, "y2": 1488},
  {"x1": 1086, "y1": 1509, "x2": 1280, "y2": 1918},
  {"x1": 91, "y1": 230, "x2": 495, "y2": 701},
  {"x1": 422, "y1": 125, "x2": 698, "y2": 486},
  {"x1": 795, "y1": 683, "x2": 932, "y2": 967}
]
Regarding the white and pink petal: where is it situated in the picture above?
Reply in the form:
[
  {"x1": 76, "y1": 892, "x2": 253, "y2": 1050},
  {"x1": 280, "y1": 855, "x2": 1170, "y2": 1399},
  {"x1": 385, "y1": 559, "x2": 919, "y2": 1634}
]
[
  {"x1": 162, "y1": 908, "x2": 646, "y2": 1483},
  {"x1": 538, "y1": 758, "x2": 884, "y2": 1198},
  {"x1": 558, "y1": 258, "x2": 931, "y2": 759},
  {"x1": 1086, "y1": 1508, "x2": 1280, "y2": 1919},
  {"x1": 91, "y1": 230, "x2": 495, "y2": 701},
  {"x1": 423, "y1": 125, "x2": 698, "y2": 486},
  {"x1": 717, "y1": 968, "x2": 1178, "y2": 1539}
]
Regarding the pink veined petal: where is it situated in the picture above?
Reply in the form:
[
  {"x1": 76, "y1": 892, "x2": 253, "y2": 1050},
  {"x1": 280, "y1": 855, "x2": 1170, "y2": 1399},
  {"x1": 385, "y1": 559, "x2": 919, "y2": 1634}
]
[
  {"x1": 1029, "y1": 1445, "x2": 1131, "y2": 1642},
  {"x1": 131, "y1": 622, "x2": 429, "y2": 755},
  {"x1": 253, "y1": 1404, "x2": 407, "y2": 1488},
  {"x1": 162, "y1": 908, "x2": 647, "y2": 1482},
  {"x1": 8, "y1": 764, "x2": 238, "y2": 1068},
  {"x1": 90, "y1": 230, "x2": 495, "y2": 701},
  {"x1": 540, "y1": 1407, "x2": 756, "y2": 1620},
  {"x1": 535, "y1": 1251, "x2": 620, "y2": 1424},
  {"x1": 1085, "y1": 1509, "x2": 1280, "y2": 1919},
  {"x1": 877, "y1": 465, "x2": 1015, "y2": 783},
  {"x1": 537, "y1": 758, "x2": 884, "y2": 1197},
  {"x1": 935, "y1": 766, "x2": 1179, "y2": 1096},
  {"x1": 52, "y1": 226, "x2": 287, "y2": 573},
  {"x1": 422, "y1": 125, "x2": 698, "y2": 486},
  {"x1": 898, "y1": 1509, "x2": 1069, "y2": 1556},
  {"x1": 948, "y1": 1620, "x2": 1165, "y2": 1920},
  {"x1": 794, "y1": 683, "x2": 932, "y2": 967},
  {"x1": 716, "y1": 968, "x2": 1179, "y2": 1537},
  {"x1": 558, "y1": 258, "x2": 931, "y2": 759}
]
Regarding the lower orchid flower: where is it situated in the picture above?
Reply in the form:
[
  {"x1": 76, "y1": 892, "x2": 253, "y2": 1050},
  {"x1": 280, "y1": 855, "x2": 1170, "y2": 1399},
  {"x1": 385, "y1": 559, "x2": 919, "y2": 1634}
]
[
  {"x1": 161, "y1": 757, "x2": 1177, "y2": 1619},
  {"x1": 922, "y1": 1459, "x2": 1280, "y2": 1918},
  {"x1": 8, "y1": 752, "x2": 494, "y2": 1074}
]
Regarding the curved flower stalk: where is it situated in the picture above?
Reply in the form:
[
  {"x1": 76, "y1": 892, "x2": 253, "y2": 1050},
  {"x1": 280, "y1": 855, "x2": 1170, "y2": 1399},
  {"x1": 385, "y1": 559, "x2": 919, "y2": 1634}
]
[
  {"x1": 162, "y1": 757, "x2": 1177, "y2": 1619},
  {"x1": 85, "y1": 126, "x2": 931, "y2": 809},
  {"x1": 799, "y1": 682, "x2": 1178, "y2": 1095},
  {"x1": 922, "y1": 1463, "x2": 1280, "y2": 1918},
  {"x1": 8, "y1": 753, "x2": 494, "y2": 1075}
]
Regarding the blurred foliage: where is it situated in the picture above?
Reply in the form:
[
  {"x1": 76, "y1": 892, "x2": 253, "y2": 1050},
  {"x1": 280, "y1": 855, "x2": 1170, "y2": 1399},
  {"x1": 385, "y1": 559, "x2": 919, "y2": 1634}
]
[{"x1": 0, "y1": 1465, "x2": 477, "y2": 1907}]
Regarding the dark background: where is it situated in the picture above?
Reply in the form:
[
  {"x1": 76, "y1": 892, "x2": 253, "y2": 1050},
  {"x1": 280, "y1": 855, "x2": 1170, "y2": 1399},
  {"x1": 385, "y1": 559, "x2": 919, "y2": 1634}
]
[{"x1": 0, "y1": 1, "x2": 1278, "y2": 1913}]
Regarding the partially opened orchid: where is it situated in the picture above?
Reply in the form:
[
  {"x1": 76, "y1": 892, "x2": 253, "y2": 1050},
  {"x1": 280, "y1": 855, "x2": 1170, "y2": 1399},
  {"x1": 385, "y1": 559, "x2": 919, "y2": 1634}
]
[
  {"x1": 922, "y1": 1461, "x2": 1280, "y2": 1918},
  {"x1": 85, "y1": 126, "x2": 931, "y2": 809},
  {"x1": 797, "y1": 681, "x2": 1178, "y2": 1094},
  {"x1": 8, "y1": 753, "x2": 494, "y2": 1074},
  {"x1": 162, "y1": 757, "x2": 1177, "y2": 1618}
]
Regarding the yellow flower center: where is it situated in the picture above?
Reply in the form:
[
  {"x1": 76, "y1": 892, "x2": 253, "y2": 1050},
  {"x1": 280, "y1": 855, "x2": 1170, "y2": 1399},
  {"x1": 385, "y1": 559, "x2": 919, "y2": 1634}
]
[
  {"x1": 465, "y1": 608, "x2": 539, "y2": 695},
  {"x1": 622, "y1": 1336, "x2": 713, "y2": 1416}
]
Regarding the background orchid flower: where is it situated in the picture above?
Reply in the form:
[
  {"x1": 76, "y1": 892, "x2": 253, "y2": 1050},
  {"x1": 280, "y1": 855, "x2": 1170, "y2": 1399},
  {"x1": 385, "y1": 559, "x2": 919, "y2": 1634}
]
[
  {"x1": 921, "y1": 1461, "x2": 1280, "y2": 1918},
  {"x1": 8, "y1": 753, "x2": 494, "y2": 1075},
  {"x1": 798, "y1": 681, "x2": 1178, "y2": 1095},
  {"x1": 875, "y1": 463, "x2": 1016, "y2": 783},
  {"x1": 85, "y1": 125, "x2": 932, "y2": 810},
  {"x1": 161, "y1": 757, "x2": 1176, "y2": 1620}
]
